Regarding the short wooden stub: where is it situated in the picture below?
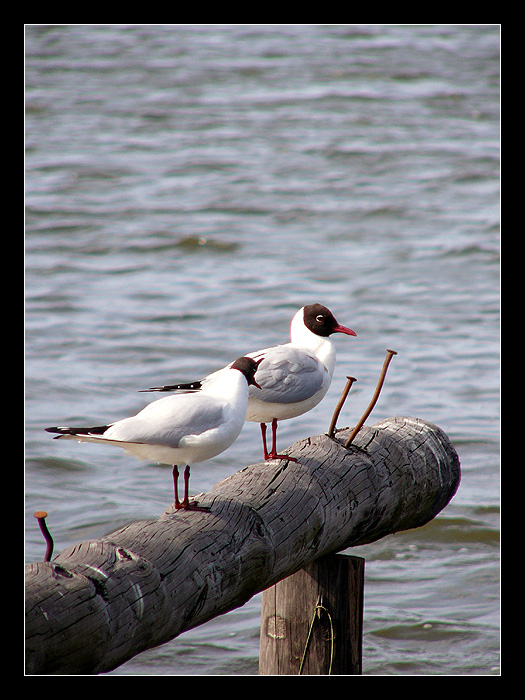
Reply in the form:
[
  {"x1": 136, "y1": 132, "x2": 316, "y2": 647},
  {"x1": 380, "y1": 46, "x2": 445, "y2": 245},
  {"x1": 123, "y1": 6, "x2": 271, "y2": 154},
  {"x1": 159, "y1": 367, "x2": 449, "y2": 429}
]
[{"x1": 259, "y1": 553, "x2": 364, "y2": 675}]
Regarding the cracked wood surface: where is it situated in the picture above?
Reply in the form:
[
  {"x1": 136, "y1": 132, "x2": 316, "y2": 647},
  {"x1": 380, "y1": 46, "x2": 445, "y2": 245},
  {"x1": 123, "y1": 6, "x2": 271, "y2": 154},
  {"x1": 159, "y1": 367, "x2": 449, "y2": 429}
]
[{"x1": 25, "y1": 416, "x2": 460, "y2": 675}]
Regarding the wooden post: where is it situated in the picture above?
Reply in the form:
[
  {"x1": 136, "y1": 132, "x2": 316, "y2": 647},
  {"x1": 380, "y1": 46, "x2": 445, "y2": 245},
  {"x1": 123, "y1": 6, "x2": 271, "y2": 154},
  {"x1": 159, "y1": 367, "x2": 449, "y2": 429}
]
[{"x1": 259, "y1": 554, "x2": 364, "y2": 675}]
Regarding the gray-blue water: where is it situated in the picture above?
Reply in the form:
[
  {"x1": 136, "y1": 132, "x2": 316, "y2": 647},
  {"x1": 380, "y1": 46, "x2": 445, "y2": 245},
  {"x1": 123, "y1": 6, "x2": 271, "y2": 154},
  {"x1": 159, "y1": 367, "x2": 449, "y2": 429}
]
[{"x1": 25, "y1": 25, "x2": 500, "y2": 675}]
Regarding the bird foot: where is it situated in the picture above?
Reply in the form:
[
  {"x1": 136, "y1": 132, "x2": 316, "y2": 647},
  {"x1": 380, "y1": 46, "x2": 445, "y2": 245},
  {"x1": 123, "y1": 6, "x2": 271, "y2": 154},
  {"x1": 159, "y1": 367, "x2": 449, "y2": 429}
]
[
  {"x1": 174, "y1": 498, "x2": 210, "y2": 512},
  {"x1": 265, "y1": 453, "x2": 298, "y2": 462}
]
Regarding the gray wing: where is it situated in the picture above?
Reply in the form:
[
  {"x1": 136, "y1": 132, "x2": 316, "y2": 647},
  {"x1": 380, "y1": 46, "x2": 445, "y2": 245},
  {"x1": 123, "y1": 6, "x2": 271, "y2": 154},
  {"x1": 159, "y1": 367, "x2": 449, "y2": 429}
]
[
  {"x1": 247, "y1": 346, "x2": 325, "y2": 404},
  {"x1": 106, "y1": 392, "x2": 226, "y2": 448}
]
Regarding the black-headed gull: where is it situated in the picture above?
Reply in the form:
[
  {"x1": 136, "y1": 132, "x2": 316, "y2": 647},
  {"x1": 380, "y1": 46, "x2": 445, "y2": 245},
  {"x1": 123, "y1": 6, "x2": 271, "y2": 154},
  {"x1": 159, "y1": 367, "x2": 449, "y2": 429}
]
[
  {"x1": 145, "y1": 304, "x2": 356, "y2": 461},
  {"x1": 46, "y1": 356, "x2": 262, "y2": 510},
  {"x1": 244, "y1": 304, "x2": 356, "y2": 459}
]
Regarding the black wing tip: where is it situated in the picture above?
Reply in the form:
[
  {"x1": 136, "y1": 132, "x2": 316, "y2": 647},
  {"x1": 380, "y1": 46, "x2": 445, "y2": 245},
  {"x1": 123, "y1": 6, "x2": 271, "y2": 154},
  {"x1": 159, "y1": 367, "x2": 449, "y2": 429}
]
[
  {"x1": 45, "y1": 425, "x2": 109, "y2": 437},
  {"x1": 45, "y1": 427, "x2": 76, "y2": 440},
  {"x1": 45, "y1": 426, "x2": 68, "y2": 435},
  {"x1": 138, "y1": 381, "x2": 202, "y2": 393}
]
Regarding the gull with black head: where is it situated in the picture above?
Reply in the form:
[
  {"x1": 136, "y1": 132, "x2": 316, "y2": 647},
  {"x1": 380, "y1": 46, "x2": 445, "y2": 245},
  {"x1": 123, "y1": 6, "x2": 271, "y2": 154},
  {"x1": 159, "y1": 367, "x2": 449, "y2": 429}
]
[
  {"x1": 46, "y1": 356, "x2": 262, "y2": 510},
  {"x1": 244, "y1": 304, "x2": 356, "y2": 459}
]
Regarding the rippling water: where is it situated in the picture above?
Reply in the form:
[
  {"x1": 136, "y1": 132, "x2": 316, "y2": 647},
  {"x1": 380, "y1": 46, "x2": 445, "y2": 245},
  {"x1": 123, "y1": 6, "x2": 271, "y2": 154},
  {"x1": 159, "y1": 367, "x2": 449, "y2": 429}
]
[{"x1": 25, "y1": 25, "x2": 500, "y2": 675}]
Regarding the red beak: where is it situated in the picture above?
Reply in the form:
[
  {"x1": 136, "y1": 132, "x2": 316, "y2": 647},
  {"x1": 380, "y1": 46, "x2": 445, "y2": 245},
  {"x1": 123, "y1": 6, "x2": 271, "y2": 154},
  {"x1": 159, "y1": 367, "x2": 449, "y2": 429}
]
[{"x1": 334, "y1": 324, "x2": 357, "y2": 337}]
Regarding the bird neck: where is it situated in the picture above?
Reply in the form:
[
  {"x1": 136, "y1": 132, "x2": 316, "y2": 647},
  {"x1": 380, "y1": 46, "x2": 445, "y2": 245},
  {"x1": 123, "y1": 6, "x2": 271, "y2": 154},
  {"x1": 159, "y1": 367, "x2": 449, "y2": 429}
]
[
  {"x1": 208, "y1": 369, "x2": 247, "y2": 400},
  {"x1": 313, "y1": 336, "x2": 337, "y2": 376}
]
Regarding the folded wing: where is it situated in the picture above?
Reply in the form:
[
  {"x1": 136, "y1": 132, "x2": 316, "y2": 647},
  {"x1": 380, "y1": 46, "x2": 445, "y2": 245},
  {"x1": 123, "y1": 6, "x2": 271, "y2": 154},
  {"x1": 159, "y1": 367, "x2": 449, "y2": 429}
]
[{"x1": 247, "y1": 346, "x2": 325, "y2": 405}]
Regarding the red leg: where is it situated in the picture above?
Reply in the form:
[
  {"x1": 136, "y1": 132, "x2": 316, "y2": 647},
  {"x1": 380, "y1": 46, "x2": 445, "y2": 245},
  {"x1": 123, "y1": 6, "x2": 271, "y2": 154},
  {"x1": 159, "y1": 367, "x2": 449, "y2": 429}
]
[
  {"x1": 172, "y1": 464, "x2": 210, "y2": 512},
  {"x1": 182, "y1": 464, "x2": 191, "y2": 509},
  {"x1": 173, "y1": 465, "x2": 182, "y2": 509},
  {"x1": 270, "y1": 418, "x2": 278, "y2": 457},
  {"x1": 260, "y1": 423, "x2": 270, "y2": 460},
  {"x1": 266, "y1": 418, "x2": 297, "y2": 462}
]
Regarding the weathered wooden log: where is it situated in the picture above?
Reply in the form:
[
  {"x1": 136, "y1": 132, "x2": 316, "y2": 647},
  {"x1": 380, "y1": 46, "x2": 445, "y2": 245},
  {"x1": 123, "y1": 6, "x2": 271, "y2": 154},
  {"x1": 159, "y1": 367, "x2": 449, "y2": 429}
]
[{"x1": 25, "y1": 416, "x2": 460, "y2": 675}]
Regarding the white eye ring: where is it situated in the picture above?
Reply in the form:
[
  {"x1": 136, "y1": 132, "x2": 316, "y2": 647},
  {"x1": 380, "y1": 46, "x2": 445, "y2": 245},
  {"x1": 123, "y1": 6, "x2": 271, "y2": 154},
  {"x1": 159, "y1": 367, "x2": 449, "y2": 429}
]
[{"x1": 316, "y1": 315, "x2": 324, "y2": 322}]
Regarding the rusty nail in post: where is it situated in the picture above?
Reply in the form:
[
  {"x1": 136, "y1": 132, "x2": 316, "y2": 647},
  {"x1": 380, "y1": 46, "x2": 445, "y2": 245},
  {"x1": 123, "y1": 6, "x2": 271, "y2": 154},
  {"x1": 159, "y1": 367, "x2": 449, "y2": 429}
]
[
  {"x1": 328, "y1": 376, "x2": 357, "y2": 438},
  {"x1": 34, "y1": 511, "x2": 54, "y2": 562},
  {"x1": 344, "y1": 349, "x2": 397, "y2": 448}
]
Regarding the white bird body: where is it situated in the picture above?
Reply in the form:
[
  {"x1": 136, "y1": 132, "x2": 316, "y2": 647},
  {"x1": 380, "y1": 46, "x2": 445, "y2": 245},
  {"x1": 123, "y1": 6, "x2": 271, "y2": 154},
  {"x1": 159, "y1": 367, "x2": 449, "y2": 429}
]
[
  {"x1": 46, "y1": 356, "x2": 261, "y2": 509},
  {"x1": 245, "y1": 345, "x2": 330, "y2": 422},
  {"x1": 56, "y1": 370, "x2": 250, "y2": 465}
]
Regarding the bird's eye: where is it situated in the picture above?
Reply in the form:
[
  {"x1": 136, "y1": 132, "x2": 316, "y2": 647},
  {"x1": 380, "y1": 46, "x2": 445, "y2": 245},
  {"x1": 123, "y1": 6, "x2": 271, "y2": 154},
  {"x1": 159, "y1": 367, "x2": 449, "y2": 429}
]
[{"x1": 316, "y1": 314, "x2": 324, "y2": 323}]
